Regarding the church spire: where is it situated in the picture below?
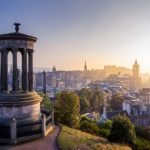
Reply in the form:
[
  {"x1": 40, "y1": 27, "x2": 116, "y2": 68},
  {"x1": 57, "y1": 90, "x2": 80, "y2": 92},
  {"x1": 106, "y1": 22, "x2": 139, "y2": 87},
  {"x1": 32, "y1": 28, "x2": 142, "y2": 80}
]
[{"x1": 84, "y1": 61, "x2": 87, "y2": 71}]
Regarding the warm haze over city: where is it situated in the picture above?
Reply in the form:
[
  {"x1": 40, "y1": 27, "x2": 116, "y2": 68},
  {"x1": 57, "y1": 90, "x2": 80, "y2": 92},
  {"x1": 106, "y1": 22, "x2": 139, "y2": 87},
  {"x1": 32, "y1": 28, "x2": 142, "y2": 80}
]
[{"x1": 1, "y1": 0, "x2": 150, "y2": 72}]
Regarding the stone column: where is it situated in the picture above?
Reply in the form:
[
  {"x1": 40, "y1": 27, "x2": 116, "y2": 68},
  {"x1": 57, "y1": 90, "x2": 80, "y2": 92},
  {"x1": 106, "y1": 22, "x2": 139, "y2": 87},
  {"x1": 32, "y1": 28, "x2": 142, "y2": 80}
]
[
  {"x1": 28, "y1": 50, "x2": 34, "y2": 92},
  {"x1": 22, "y1": 49, "x2": 28, "y2": 92},
  {"x1": 10, "y1": 118, "x2": 17, "y2": 144},
  {"x1": 1, "y1": 49, "x2": 8, "y2": 92},
  {"x1": 42, "y1": 114, "x2": 46, "y2": 136},
  {"x1": 12, "y1": 50, "x2": 18, "y2": 92}
]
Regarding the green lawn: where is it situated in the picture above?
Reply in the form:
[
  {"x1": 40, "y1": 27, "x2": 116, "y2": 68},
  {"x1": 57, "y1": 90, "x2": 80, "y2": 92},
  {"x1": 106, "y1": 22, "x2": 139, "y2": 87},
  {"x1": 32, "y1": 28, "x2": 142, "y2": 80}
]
[{"x1": 57, "y1": 125, "x2": 131, "y2": 150}]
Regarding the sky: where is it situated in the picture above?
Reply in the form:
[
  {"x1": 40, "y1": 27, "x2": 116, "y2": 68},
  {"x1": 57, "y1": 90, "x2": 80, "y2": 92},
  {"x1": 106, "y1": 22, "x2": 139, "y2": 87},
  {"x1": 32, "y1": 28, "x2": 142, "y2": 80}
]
[{"x1": 1, "y1": 0, "x2": 150, "y2": 72}]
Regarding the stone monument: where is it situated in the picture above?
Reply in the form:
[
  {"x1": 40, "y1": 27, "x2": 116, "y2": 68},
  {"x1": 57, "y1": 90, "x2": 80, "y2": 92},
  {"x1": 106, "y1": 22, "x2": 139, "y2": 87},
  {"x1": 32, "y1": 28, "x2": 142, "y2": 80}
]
[{"x1": 0, "y1": 24, "x2": 49, "y2": 144}]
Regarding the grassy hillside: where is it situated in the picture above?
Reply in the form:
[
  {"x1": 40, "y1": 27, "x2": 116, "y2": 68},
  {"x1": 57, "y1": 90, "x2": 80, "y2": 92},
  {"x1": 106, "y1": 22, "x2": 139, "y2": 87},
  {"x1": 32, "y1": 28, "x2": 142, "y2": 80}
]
[{"x1": 57, "y1": 125, "x2": 132, "y2": 150}]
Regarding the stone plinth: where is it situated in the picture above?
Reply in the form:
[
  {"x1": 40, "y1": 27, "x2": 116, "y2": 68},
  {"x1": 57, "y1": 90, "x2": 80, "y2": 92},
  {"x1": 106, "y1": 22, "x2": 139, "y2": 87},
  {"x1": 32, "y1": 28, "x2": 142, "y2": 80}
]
[{"x1": 0, "y1": 92, "x2": 42, "y2": 119}]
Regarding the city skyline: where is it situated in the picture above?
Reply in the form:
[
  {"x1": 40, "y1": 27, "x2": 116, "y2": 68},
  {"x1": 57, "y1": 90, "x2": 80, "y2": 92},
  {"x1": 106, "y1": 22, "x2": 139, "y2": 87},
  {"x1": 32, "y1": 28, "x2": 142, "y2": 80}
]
[{"x1": 1, "y1": 0, "x2": 150, "y2": 73}]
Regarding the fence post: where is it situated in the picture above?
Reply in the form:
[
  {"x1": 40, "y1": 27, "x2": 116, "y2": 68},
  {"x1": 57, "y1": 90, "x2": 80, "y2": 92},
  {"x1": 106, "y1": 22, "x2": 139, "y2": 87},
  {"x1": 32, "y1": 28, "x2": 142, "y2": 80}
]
[
  {"x1": 10, "y1": 118, "x2": 17, "y2": 144},
  {"x1": 52, "y1": 108, "x2": 54, "y2": 126},
  {"x1": 42, "y1": 114, "x2": 46, "y2": 136}
]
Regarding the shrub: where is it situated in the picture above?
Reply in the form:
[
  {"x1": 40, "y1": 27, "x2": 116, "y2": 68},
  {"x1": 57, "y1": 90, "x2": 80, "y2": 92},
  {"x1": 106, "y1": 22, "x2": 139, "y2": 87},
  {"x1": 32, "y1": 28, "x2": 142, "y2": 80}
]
[
  {"x1": 99, "y1": 120, "x2": 112, "y2": 129},
  {"x1": 133, "y1": 137, "x2": 150, "y2": 150},
  {"x1": 135, "y1": 126, "x2": 150, "y2": 141},
  {"x1": 108, "y1": 115, "x2": 136, "y2": 146},
  {"x1": 80, "y1": 120, "x2": 99, "y2": 135},
  {"x1": 98, "y1": 128, "x2": 110, "y2": 138}
]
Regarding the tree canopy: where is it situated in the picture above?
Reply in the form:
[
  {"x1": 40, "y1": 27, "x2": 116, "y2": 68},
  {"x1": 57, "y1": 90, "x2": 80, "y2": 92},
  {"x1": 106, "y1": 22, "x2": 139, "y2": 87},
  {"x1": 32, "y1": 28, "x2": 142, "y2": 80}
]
[
  {"x1": 54, "y1": 91, "x2": 80, "y2": 128},
  {"x1": 39, "y1": 92, "x2": 52, "y2": 111},
  {"x1": 77, "y1": 87, "x2": 103, "y2": 113},
  {"x1": 108, "y1": 115, "x2": 136, "y2": 146},
  {"x1": 109, "y1": 93, "x2": 124, "y2": 110}
]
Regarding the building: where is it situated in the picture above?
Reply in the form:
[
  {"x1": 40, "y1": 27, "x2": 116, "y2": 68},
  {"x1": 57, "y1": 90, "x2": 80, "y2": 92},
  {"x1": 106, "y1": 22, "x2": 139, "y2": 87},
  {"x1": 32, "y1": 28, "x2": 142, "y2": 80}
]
[
  {"x1": 131, "y1": 60, "x2": 141, "y2": 90},
  {"x1": 100, "y1": 106, "x2": 128, "y2": 123}
]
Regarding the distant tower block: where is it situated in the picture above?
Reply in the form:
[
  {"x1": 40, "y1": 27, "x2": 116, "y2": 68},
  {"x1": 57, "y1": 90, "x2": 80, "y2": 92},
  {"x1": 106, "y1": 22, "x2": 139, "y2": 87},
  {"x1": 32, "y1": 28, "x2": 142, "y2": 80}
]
[
  {"x1": 0, "y1": 23, "x2": 42, "y2": 120},
  {"x1": 84, "y1": 61, "x2": 87, "y2": 71}
]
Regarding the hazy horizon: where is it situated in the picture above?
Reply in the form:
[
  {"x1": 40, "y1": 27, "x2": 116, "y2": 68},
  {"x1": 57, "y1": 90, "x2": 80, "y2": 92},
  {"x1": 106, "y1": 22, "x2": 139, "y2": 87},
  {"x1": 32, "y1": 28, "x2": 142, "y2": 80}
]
[{"x1": 1, "y1": 0, "x2": 150, "y2": 73}]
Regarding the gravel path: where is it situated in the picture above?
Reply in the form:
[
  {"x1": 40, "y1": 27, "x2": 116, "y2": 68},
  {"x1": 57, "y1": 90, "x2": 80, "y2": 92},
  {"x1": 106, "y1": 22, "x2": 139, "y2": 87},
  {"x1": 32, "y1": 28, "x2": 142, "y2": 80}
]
[{"x1": 0, "y1": 125, "x2": 60, "y2": 150}]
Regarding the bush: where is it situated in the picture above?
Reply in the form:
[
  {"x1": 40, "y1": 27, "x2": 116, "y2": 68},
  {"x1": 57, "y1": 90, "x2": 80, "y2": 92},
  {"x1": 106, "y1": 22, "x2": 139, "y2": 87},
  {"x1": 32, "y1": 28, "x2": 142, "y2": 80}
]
[
  {"x1": 135, "y1": 126, "x2": 150, "y2": 141},
  {"x1": 99, "y1": 120, "x2": 112, "y2": 129},
  {"x1": 80, "y1": 120, "x2": 100, "y2": 135},
  {"x1": 108, "y1": 115, "x2": 136, "y2": 146},
  {"x1": 98, "y1": 128, "x2": 110, "y2": 138},
  {"x1": 98, "y1": 120, "x2": 112, "y2": 138},
  {"x1": 133, "y1": 137, "x2": 150, "y2": 150},
  {"x1": 39, "y1": 92, "x2": 52, "y2": 111}
]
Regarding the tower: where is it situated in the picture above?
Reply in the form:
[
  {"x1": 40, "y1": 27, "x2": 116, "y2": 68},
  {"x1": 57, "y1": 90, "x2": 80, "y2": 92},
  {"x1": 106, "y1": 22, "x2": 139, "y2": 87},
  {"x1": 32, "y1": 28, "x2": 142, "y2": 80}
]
[
  {"x1": 133, "y1": 60, "x2": 139, "y2": 79},
  {"x1": 52, "y1": 65, "x2": 56, "y2": 72},
  {"x1": 84, "y1": 61, "x2": 87, "y2": 71},
  {"x1": 132, "y1": 60, "x2": 140, "y2": 89}
]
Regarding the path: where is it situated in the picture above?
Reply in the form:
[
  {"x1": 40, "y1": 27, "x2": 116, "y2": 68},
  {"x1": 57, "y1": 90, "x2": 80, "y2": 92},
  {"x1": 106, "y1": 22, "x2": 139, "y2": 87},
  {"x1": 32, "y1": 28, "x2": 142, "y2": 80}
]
[{"x1": 0, "y1": 125, "x2": 60, "y2": 150}]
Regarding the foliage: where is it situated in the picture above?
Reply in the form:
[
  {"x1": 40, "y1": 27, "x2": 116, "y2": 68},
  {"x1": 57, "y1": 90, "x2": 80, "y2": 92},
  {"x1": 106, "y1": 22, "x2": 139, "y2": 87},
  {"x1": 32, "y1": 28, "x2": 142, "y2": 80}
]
[
  {"x1": 98, "y1": 128, "x2": 110, "y2": 138},
  {"x1": 91, "y1": 87, "x2": 103, "y2": 111},
  {"x1": 133, "y1": 137, "x2": 150, "y2": 150},
  {"x1": 54, "y1": 91, "x2": 80, "y2": 128},
  {"x1": 135, "y1": 126, "x2": 150, "y2": 141},
  {"x1": 78, "y1": 87, "x2": 103, "y2": 113},
  {"x1": 109, "y1": 93, "x2": 124, "y2": 110},
  {"x1": 39, "y1": 92, "x2": 52, "y2": 111},
  {"x1": 108, "y1": 115, "x2": 136, "y2": 146},
  {"x1": 58, "y1": 125, "x2": 132, "y2": 150},
  {"x1": 98, "y1": 120, "x2": 112, "y2": 138},
  {"x1": 99, "y1": 120, "x2": 112, "y2": 130},
  {"x1": 80, "y1": 120, "x2": 100, "y2": 135},
  {"x1": 79, "y1": 117, "x2": 111, "y2": 138},
  {"x1": 80, "y1": 115, "x2": 96, "y2": 123},
  {"x1": 80, "y1": 95, "x2": 90, "y2": 114}
]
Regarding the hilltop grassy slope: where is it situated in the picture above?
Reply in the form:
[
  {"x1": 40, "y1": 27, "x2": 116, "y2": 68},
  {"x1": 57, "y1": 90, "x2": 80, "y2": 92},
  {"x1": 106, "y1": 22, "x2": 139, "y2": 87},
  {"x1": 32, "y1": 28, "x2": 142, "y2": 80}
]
[{"x1": 57, "y1": 126, "x2": 131, "y2": 150}]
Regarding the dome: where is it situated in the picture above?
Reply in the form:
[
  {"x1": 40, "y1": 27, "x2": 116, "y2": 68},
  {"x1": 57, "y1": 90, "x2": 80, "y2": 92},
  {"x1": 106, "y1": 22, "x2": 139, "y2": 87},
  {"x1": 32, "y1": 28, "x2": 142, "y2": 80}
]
[{"x1": 0, "y1": 23, "x2": 37, "y2": 42}]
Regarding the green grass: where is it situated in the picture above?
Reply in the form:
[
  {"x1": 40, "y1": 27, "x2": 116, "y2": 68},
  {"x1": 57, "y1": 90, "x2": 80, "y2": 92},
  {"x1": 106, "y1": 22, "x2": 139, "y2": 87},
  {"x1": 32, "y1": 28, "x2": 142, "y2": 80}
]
[{"x1": 58, "y1": 125, "x2": 131, "y2": 150}]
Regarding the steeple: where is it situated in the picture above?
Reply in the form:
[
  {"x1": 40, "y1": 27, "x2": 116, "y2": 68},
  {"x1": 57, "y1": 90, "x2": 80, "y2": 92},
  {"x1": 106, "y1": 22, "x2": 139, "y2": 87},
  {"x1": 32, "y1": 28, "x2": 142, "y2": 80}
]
[{"x1": 84, "y1": 61, "x2": 87, "y2": 71}]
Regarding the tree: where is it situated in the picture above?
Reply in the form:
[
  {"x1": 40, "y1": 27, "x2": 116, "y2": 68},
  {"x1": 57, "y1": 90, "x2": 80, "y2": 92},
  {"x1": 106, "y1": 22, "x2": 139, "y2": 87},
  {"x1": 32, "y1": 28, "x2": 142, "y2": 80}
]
[
  {"x1": 80, "y1": 96, "x2": 90, "y2": 114},
  {"x1": 90, "y1": 87, "x2": 103, "y2": 112},
  {"x1": 78, "y1": 87, "x2": 103, "y2": 112},
  {"x1": 54, "y1": 91, "x2": 80, "y2": 128},
  {"x1": 108, "y1": 115, "x2": 136, "y2": 146},
  {"x1": 110, "y1": 93, "x2": 124, "y2": 110},
  {"x1": 39, "y1": 92, "x2": 52, "y2": 111}
]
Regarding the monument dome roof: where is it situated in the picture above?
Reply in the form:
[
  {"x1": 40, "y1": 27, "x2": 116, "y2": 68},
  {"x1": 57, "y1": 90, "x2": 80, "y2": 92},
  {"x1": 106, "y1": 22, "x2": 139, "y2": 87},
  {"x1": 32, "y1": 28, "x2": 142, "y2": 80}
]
[{"x1": 0, "y1": 23, "x2": 37, "y2": 42}]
